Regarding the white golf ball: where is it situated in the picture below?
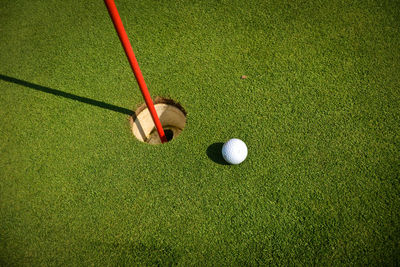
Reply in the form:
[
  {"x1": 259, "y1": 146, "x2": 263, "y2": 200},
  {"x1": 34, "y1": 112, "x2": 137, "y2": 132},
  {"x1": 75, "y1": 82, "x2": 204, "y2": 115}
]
[{"x1": 222, "y1": 138, "x2": 248, "y2": 165}]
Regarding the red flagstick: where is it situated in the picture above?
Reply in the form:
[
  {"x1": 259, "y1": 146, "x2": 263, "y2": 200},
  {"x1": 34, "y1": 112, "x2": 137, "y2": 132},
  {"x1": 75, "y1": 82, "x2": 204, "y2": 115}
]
[{"x1": 104, "y1": 0, "x2": 167, "y2": 143}]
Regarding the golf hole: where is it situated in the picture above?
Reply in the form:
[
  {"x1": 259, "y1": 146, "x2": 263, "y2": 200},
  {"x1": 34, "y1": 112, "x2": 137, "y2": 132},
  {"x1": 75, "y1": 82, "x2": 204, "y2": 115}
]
[{"x1": 130, "y1": 97, "x2": 187, "y2": 144}]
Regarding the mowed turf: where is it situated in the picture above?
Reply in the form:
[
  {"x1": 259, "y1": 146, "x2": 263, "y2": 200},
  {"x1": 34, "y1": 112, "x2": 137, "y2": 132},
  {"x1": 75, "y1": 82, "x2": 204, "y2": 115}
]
[{"x1": 1, "y1": 0, "x2": 399, "y2": 265}]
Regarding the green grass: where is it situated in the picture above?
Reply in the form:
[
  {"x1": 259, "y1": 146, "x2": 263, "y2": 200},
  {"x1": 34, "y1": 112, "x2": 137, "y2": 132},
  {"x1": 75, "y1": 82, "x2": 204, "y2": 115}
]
[{"x1": 1, "y1": 0, "x2": 400, "y2": 265}]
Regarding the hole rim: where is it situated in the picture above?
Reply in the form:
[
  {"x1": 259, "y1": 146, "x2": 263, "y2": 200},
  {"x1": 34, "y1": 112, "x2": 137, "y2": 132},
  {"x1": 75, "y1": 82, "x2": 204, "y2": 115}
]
[{"x1": 129, "y1": 97, "x2": 187, "y2": 144}]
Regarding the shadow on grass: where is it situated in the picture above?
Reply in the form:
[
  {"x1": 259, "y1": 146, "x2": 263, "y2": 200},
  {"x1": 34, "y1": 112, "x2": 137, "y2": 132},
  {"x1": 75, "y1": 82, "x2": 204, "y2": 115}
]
[
  {"x1": 206, "y1": 142, "x2": 229, "y2": 165},
  {"x1": 0, "y1": 74, "x2": 133, "y2": 116}
]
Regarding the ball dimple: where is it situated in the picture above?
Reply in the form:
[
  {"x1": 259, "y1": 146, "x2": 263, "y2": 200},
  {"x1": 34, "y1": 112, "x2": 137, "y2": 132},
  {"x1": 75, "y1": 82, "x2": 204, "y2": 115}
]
[{"x1": 221, "y1": 138, "x2": 248, "y2": 165}]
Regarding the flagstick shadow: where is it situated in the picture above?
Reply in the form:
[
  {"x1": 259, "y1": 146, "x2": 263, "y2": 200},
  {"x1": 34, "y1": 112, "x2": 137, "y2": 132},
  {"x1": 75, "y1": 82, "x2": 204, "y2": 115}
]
[{"x1": 0, "y1": 74, "x2": 134, "y2": 116}]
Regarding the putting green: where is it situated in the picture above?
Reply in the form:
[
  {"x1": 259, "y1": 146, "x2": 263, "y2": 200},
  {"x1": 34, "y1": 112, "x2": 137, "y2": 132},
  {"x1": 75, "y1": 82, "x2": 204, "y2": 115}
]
[{"x1": 1, "y1": 0, "x2": 399, "y2": 265}]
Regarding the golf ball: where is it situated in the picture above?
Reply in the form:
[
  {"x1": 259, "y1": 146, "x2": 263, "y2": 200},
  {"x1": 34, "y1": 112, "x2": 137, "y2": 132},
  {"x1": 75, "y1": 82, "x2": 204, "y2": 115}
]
[{"x1": 222, "y1": 138, "x2": 248, "y2": 165}]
